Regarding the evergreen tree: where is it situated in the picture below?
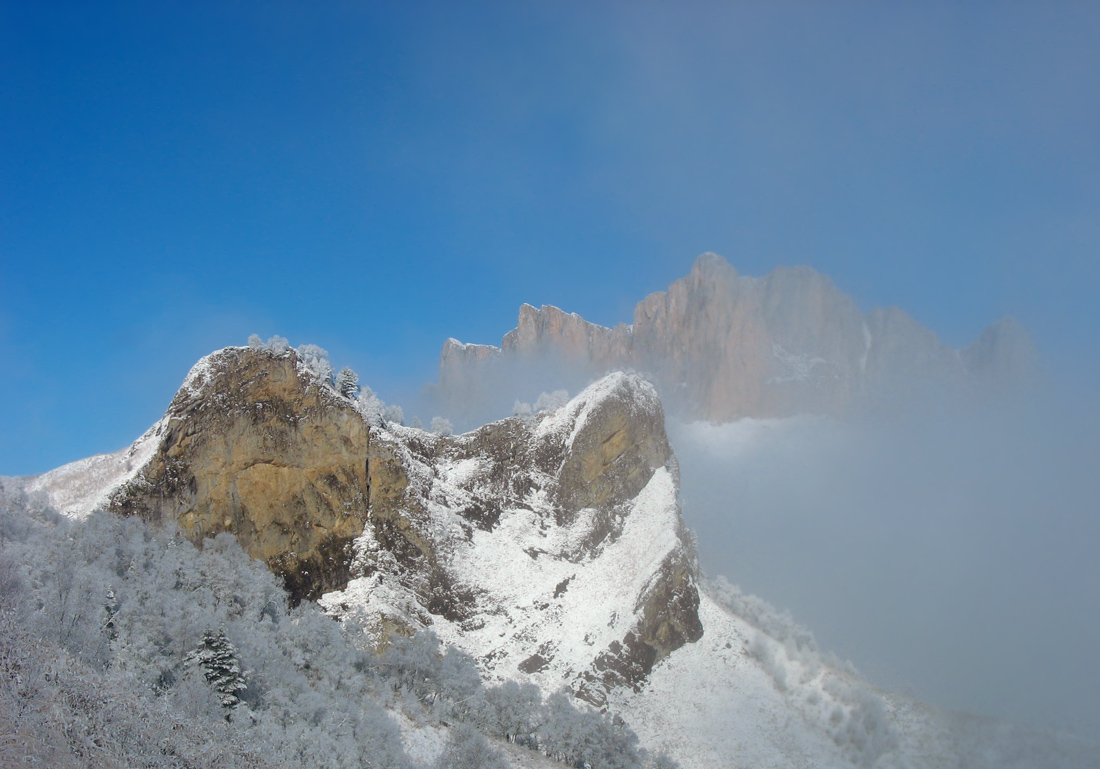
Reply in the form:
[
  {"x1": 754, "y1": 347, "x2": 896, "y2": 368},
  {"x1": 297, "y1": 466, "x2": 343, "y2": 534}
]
[
  {"x1": 186, "y1": 628, "x2": 247, "y2": 711},
  {"x1": 336, "y1": 366, "x2": 360, "y2": 399}
]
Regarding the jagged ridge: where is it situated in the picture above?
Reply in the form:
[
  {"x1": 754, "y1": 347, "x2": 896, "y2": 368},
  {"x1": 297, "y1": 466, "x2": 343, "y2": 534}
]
[{"x1": 437, "y1": 253, "x2": 1041, "y2": 422}]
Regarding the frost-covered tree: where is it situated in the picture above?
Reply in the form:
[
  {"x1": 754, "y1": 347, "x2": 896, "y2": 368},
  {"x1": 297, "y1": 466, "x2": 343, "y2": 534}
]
[
  {"x1": 336, "y1": 367, "x2": 360, "y2": 399},
  {"x1": 434, "y1": 724, "x2": 509, "y2": 769},
  {"x1": 430, "y1": 416, "x2": 453, "y2": 436},
  {"x1": 297, "y1": 343, "x2": 334, "y2": 384},
  {"x1": 512, "y1": 400, "x2": 533, "y2": 420},
  {"x1": 0, "y1": 494, "x2": 418, "y2": 769},
  {"x1": 356, "y1": 385, "x2": 386, "y2": 426},
  {"x1": 248, "y1": 333, "x2": 263, "y2": 348},
  {"x1": 186, "y1": 628, "x2": 247, "y2": 712},
  {"x1": 264, "y1": 335, "x2": 290, "y2": 354},
  {"x1": 480, "y1": 680, "x2": 542, "y2": 744},
  {"x1": 384, "y1": 404, "x2": 404, "y2": 426},
  {"x1": 410, "y1": 415, "x2": 423, "y2": 430},
  {"x1": 534, "y1": 390, "x2": 569, "y2": 413},
  {"x1": 538, "y1": 690, "x2": 641, "y2": 769},
  {"x1": 652, "y1": 753, "x2": 681, "y2": 769}
]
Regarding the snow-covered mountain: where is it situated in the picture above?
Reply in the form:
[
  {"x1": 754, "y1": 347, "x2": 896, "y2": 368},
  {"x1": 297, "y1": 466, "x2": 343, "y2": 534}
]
[
  {"x1": 18, "y1": 343, "x2": 1095, "y2": 768},
  {"x1": 436, "y1": 254, "x2": 1041, "y2": 426}
]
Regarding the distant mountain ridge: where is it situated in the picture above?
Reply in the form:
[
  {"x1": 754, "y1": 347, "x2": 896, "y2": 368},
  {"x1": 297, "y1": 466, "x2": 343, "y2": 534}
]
[{"x1": 437, "y1": 253, "x2": 1039, "y2": 424}]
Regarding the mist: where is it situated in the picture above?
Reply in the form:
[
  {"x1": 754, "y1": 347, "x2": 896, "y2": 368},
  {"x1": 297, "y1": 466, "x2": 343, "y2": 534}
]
[{"x1": 670, "y1": 387, "x2": 1100, "y2": 737}]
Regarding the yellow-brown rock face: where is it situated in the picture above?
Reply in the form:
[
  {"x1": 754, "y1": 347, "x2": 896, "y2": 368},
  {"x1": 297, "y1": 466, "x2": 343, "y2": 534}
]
[
  {"x1": 111, "y1": 347, "x2": 370, "y2": 602},
  {"x1": 436, "y1": 252, "x2": 1040, "y2": 423}
]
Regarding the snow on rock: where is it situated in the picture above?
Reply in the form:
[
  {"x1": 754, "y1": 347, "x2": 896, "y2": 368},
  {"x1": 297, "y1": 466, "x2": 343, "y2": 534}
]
[
  {"x1": 26, "y1": 345, "x2": 1080, "y2": 768},
  {"x1": 534, "y1": 370, "x2": 661, "y2": 450},
  {"x1": 612, "y1": 593, "x2": 845, "y2": 768},
  {"x1": 323, "y1": 371, "x2": 701, "y2": 706},
  {"x1": 24, "y1": 418, "x2": 167, "y2": 519}
]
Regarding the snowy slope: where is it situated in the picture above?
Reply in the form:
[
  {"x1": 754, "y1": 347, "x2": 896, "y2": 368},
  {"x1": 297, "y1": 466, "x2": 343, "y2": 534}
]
[
  {"x1": 612, "y1": 594, "x2": 857, "y2": 769},
  {"x1": 323, "y1": 372, "x2": 697, "y2": 704},
  {"x1": 23, "y1": 350, "x2": 1098, "y2": 769},
  {"x1": 22, "y1": 418, "x2": 167, "y2": 519},
  {"x1": 17, "y1": 351, "x2": 227, "y2": 518},
  {"x1": 315, "y1": 375, "x2": 909, "y2": 767}
]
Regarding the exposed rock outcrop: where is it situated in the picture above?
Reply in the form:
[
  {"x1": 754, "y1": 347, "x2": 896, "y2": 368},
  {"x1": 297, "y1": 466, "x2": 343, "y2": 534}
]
[
  {"x1": 324, "y1": 371, "x2": 703, "y2": 705},
  {"x1": 437, "y1": 253, "x2": 1041, "y2": 423},
  {"x1": 64, "y1": 346, "x2": 703, "y2": 705},
  {"x1": 109, "y1": 347, "x2": 371, "y2": 602}
]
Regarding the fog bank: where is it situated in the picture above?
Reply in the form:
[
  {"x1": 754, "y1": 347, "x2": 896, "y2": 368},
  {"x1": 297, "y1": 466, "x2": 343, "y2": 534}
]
[{"x1": 670, "y1": 394, "x2": 1100, "y2": 736}]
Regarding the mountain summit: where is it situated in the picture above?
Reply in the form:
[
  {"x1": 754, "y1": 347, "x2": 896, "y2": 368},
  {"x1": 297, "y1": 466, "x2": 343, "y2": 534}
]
[
  {"x1": 19, "y1": 341, "x2": 1093, "y2": 768},
  {"x1": 437, "y1": 254, "x2": 1040, "y2": 424},
  {"x1": 29, "y1": 345, "x2": 702, "y2": 707}
]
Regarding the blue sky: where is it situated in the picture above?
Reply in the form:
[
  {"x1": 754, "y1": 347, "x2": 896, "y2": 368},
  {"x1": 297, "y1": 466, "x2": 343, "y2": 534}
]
[{"x1": 2, "y1": 1, "x2": 1098, "y2": 475}]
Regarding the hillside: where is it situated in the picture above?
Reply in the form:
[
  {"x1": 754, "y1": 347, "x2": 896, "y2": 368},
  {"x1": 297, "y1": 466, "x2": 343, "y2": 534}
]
[{"x1": 10, "y1": 341, "x2": 1094, "y2": 768}]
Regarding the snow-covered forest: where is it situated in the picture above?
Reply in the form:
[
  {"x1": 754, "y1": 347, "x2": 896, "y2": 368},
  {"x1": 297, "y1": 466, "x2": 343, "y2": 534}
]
[{"x1": 0, "y1": 480, "x2": 675, "y2": 769}]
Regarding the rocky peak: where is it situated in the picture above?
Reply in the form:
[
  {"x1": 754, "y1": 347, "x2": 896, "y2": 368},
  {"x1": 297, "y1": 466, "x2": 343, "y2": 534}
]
[
  {"x1": 963, "y1": 315, "x2": 1041, "y2": 391},
  {"x1": 110, "y1": 346, "x2": 371, "y2": 603},
  {"x1": 436, "y1": 253, "x2": 1042, "y2": 423},
  {"x1": 79, "y1": 347, "x2": 701, "y2": 705},
  {"x1": 326, "y1": 371, "x2": 702, "y2": 705}
]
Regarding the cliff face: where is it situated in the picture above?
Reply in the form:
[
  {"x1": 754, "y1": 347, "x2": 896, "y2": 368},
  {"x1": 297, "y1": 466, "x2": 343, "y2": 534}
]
[
  {"x1": 437, "y1": 253, "x2": 1040, "y2": 422},
  {"x1": 84, "y1": 347, "x2": 701, "y2": 705},
  {"x1": 326, "y1": 371, "x2": 702, "y2": 706},
  {"x1": 109, "y1": 347, "x2": 371, "y2": 602}
]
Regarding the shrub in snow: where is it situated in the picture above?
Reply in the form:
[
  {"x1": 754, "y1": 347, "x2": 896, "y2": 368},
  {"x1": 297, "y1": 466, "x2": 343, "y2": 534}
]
[
  {"x1": 297, "y1": 343, "x2": 334, "y2": 384},
  {"x1": 480, "y1": 680, "x2": 542, "y2": 744},
  {"x1": 248, "y1": 333, "x2": 289, "y2": 352},
  {"x1": 533, "y1": 390, "x2": 569, "y2": 413},
  {"x1": 537, "y1": 690, "x2": 641, "y2": 769},
  {"x1": 264, "y1": 335, "x2": 291, "y2": 353},
  {"x1": 336, "y1": 366, "x2": 360, "y2": 399},
  {"x1": 512, "y1": 400, "x2": 533, "y2": 419},
  {"x1": 710, "y1": 575, "x2": 817, "y2": 660},
  {"x1": 357, "y1": 386, "x2": 386, "y2": 426},
  {"x1": 431, "y1": 417, "x2": 453, "y2": 436},
  {"x1": 747, "y1": 631, "x2": 788, "y2": 692},
  {"x1": 712, "y1": 575, "x2": 897, "y2": 766},
  {"x1": 434, "y1": 724, "x2": 509, "y2": 769},
  {"x1": 384, "y1": 404, "x2": 404, "y2": 426}
]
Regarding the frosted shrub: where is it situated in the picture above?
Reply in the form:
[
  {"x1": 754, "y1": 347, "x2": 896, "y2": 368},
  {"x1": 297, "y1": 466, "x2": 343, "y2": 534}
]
[
  {"x1": 431, "y1": 416, "x2": 454, "y2": 436},
  {"x1": 512, "y1": 400, "x2": 534, "y2": 420},
  {"x1": 434, "y1": 724, "x2": 509, "y2": 769},
  {"x1": 264, "y1": 335, "x2": 291, "y2": 353},
  {"x1": 480, "y1": 680, "x2": 542, "y2": 743},
  {"x1": 357, "y1": 386, "x2": 386, "y2": 426},
  {"x1": 713, "y1": 575, "x2": 897, "y2": 766},
  {"x1": 534, "y1": 390, "x2": 569, "y2": 413},
  {"x1": 748, "y1": 631, "x2": 788, "y2": 692},
  {"x1": 297, "y1": 343, "x2": 334, "y2": 383},
  {"x1": 710, "y1": 575, "x2": 817, "y2": 660},
  {"x1": 384, "y1": 404, "x2": 404, "y2": 426}
]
